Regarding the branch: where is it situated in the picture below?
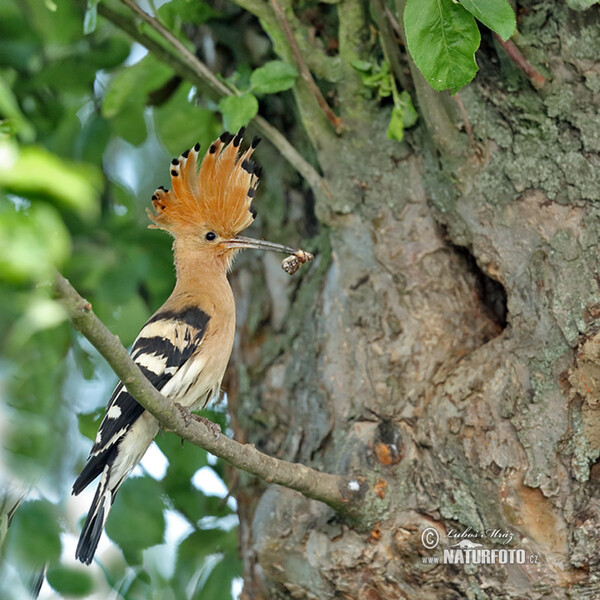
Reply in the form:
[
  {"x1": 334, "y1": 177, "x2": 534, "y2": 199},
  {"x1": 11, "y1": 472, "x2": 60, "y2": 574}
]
[
  {"x1": 98, "y1": 3, "x2": 216, "y2": 99},
  {"x1": 269, "y1": 0, "x2": 342, "y2": 133},
  {"x1": 454, "y1": 93, "x2": 475, "y2": 147},
  {"x1": 55, "y1": 273, "x2": 376, "y2": 519},
  {"x1": 372, "y1": 0, "x2": 410, "y2": 92},
  {"x1": 493, "y1": 33, "x2": 546, "y2": 90},
  {"x1": 390, "y1": 0, "x2": 467, "y2": 160},
  {"x1": 105, "y1": 0, "x2": 326, "y2": 194}
]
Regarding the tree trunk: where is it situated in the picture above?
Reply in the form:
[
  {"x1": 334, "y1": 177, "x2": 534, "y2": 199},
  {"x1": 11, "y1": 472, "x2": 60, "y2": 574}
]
[{"x1": 228, "y1": 1, "x2": 600, "y2": 597}]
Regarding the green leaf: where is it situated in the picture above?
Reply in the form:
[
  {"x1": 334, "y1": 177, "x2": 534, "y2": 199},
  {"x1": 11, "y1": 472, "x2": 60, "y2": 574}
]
[
  {"x1": 175, "y1": 527, "x2": 239, "y2": 591},
  {"x1": 103, "y1": 55, "x2": 173, "y2": 119},
  {"x1": 7, "y1": 296, "x2": 67, "y2": 346},
  {"x1": 0, "y1": 199, "x2": 71, "y2": 283},
  {"x1": 404, "y1": 0, "x2": 480, "y2": 93},
  {"x1": 0, "y1": 142, "x2": 101, "y2": 218},
  {"x1": 386, "y1": 107, "x2": 406, "y2": 142},
  {"x1": 200, "y1": 555, "x2": 242, "y2": 598},
  {"x1": 397, "y1": 90, "x2": 418, "y2": 128},
  {"x1": 78, "y1": 408, "x2": 104, "y2": 441},
  {"x1": 157, "y1": 434, "x2": 231, "y2": 523},
  {"x1": 157, "y1": 431, "x2": 208, "y2": 482},
  {"x1": 250, "y1": 60, "x2": 298, "y2": 95},
  {"x1": 105, "y1": 477, "x2": 166, "y2": 562},
  {"x1": 350, "y1": 60, "x2": 373, "y2": 72},
  {"x1": 83, "y1": 0, "x2": 100, "y2": 35},
  {"x1": 158, "y1": 0, "x2": 220, "y2": 29},
  {"x1": 154, "y1": 83, "x2": 221, "y2": 155},
  {"x1": 47, "y1": 565, "x2": 94, "y2": 597},
  {"x1": 6, "y1": 500, "x2": 62, "y2": 566},
  {"x1": 386, "y1": 90, "x2": 419, "y2": 141},
  {"x1": 218, "y1": 94, "x2": 258, "y2": 132},
  {"x1": 351, "y1": 60, "x2": 394, "y2": 98},
  {"x1": 0, "y1": 74, "x2": 35, "y2": 142},
  {"x1": 459, "y1": 0, "x2": 516, "y2": 41}
]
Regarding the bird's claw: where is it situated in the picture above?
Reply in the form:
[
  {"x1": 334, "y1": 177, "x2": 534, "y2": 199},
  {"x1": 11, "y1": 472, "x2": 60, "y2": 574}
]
[
  {"x1": 175, "y1": 402, "x2": 193, "y2": 425},
  {"x1": 175, "y1": 402, "x2": 221, "y2": 437},
  {"x1": 195, "y1": 415, "x2": 221, "y2": 437}
]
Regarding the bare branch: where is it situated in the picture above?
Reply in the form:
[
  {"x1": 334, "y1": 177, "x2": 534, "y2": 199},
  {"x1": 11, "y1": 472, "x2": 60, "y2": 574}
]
[
  {"x1": 372, "y1": 0, "x2": 410, "y2": 92},
  {"x1": 269, "y1": 0, "x2": 342, "y2": 133},
  {"x1": 454, "y1": 93, "x2": 475, "y2": 148},
  {"x1": 493, "y1": 33, "x2": 546, "y2": 90},
  {"x1": 55, "y1": 273, "x2": 376, "y2": 519}
]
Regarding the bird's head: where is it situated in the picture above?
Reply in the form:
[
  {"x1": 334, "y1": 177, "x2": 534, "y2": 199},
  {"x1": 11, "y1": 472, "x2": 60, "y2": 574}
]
[{"x1": 147, "y1": 128, "x2": 299, "y2": 269}]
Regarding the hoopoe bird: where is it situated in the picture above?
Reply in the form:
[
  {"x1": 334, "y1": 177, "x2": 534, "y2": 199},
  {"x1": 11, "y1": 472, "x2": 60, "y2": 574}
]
[{"x1": 72, "y1": 128, "x2": 312, "y2": 565}]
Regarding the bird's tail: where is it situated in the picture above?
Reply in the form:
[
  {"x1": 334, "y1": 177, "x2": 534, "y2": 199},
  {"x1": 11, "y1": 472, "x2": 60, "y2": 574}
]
[
  {"x1": 75, "y1": 464, "x2": 119, "y2": 565},
  {"x1": 74, "y1": 412, "x2": 159, "y2": 564}
]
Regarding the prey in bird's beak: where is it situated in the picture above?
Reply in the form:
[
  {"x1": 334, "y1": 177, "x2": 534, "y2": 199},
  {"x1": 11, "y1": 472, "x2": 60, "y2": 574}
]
[{"x1": 222, "y1": 236, "x2": 314, "y2": 275}]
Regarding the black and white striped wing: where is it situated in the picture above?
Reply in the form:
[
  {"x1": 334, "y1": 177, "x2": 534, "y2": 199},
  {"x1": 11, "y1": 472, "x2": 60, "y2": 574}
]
[{"x1": 73, "y1": 306, "x2": 210, "y2": 495}]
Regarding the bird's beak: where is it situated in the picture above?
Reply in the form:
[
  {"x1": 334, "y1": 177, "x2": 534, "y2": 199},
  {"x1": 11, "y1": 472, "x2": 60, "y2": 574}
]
[{"x1": 222, "y1": 235, "x2": 301, "y2": 255}]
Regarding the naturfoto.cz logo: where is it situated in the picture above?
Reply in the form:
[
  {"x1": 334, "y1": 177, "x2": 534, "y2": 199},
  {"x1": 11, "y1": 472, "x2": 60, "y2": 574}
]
[{"x1": 420, "y1": 527, "x2": 539, "y2": 565}]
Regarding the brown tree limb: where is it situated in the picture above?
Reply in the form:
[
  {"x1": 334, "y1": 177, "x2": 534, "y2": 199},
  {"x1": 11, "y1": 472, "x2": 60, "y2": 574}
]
[
  {"x1": 109, "y1": 0, "x2": 326, "y2": 194},
  {"x1": 55, "y1": 273, "x2": 376, "y2": 520},
  {"x1": 493, "y1": 33, "x2": 546, "y2": 90},
  {"x1": 454, "y1": 93, "x2": 475, "y2": 147},
  {"x1": 268, "y1": 0, "x2": 342, "y2": 134}
]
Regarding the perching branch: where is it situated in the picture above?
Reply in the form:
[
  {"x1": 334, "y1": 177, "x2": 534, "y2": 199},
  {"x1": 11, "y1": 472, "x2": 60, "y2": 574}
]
[
  {"x1": 55, "y1": 273, "x2": 375, "y2": 520},
  {"x1": 111, "y1": 0, "x2": 326, "y2": 195}
]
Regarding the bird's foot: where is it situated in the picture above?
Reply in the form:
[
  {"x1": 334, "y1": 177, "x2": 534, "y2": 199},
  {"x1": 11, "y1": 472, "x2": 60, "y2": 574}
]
[
  {"x1": 174, "y1": 403, "x2": 221, "y2": 437},
  {"x1": 194, "y1": 415, "x2": 221, "y2": 437},
  {"x1": 175, "y1": 402, "x2": 193, "y2": 425}
]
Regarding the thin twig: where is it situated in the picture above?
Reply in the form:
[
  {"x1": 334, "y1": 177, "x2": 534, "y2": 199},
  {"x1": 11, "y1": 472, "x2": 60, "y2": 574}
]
[
  {"x1": 268, "y1": 0, "x2": 342, "y2": 134},
  {"x1": 384, "y1": 5, "x2": 403, "y2": 41},
  {"x1": 120, "y1": 0, "x2": 230, "y2": 96},
  {"x1": 453, "y1": 93, "x2": 474, "y2": 147},
  {"x1": 493, "y1": 33, "x2": 545, "y2": 90},
  {"x1": 372, "y1": 0, "x2": 410, "y2": 91},
  {"x1": 55, "y1": 273, "x2": 375, "y2": 519},
  {"x1": 98, "y1": 4, "x2": 214, "y2": 97},
  {"x1": 111, "y1": 0, "x2": 325, "y2": 193}
]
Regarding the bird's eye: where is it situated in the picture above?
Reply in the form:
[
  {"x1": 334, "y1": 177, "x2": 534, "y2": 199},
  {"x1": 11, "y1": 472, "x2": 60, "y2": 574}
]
[{"x1": 205, "y1": 231, "x2": 217, "y2": 241}]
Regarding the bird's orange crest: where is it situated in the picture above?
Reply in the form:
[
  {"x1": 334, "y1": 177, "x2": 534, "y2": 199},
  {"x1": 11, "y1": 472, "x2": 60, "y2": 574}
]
[{"x1": 147, "y1": 128, "x2": 261, "y2": 238}]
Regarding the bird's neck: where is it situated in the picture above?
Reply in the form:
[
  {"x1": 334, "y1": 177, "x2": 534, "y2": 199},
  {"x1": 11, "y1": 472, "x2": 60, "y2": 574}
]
[{"x1": 171, "y1": 238, "x2": 233, "y2": 302}]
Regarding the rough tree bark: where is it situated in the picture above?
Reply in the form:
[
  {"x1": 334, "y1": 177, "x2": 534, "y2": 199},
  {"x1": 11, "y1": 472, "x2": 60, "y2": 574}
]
[{"x1": 223, "y1": 1, "x2": 600, "y2": 598}]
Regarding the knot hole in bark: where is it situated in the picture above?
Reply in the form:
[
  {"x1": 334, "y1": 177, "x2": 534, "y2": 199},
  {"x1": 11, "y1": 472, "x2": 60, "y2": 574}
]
[{"x1": 450, "y1": 242, "x2": 508, "y2": 337}]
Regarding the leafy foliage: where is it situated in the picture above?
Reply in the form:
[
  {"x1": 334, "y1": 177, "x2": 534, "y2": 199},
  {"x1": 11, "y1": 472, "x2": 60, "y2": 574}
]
[
  {"x1": 351, "y1": 60, "x2": 418, "y2": 141},
  {"x1": 404, "y1": 0, "x2": 482, "y2": 94},
  {"x1": 459, "y1": 0, "x2": 516, "y2": 42},
  {"x1": 403, "y1": 0, "x2": 516, "y2": 93},
  {"x1": 219, "y1": 94, "x2": 260, "y2": 133},
  {"x1": 5, "y1": 500, "x2": 62, "y2": 567},
  {"x1": 217, "y1": 59, "x2": 298, "y2": 131},
  {"x1": 46, "y1": 565, "x2": 95, "y2": 596},
  {"x1": 105, "y1": 477, "x2": 167, "y2": 562},
  {"x1": 0, "y1": 0, "x2": 261, "y2": 596},
  {"x1": 250, "y1": 60, "x2": 298, "y2": 95}
]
